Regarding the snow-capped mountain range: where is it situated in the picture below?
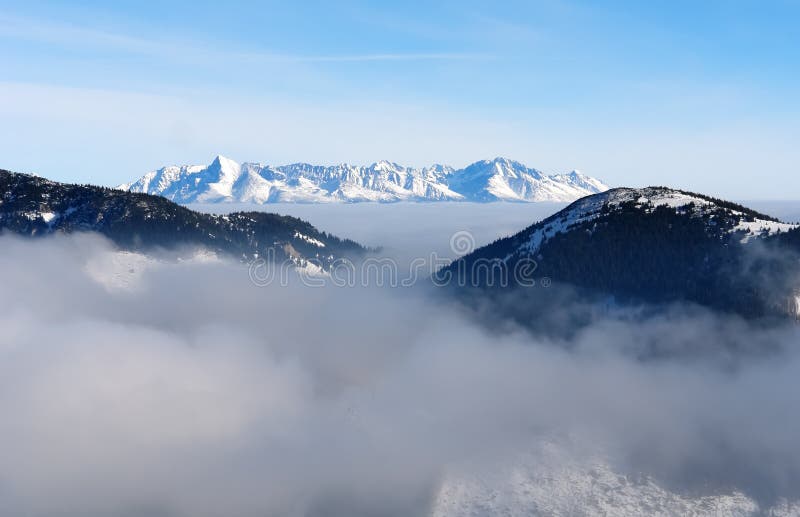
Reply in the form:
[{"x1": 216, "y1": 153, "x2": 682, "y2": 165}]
[{"x1": 117, "y1": 155, "x2": 610, "y2": 204}]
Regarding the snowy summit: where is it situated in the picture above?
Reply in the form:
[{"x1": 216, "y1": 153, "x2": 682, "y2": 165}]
[{"x1": 118, "y1": 156, "x2": 610, "y2": 204}]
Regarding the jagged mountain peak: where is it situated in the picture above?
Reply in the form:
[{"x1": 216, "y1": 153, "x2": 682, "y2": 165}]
[
  {"x1": 119, "y1": 156, "x2": 609, "y2": 204},
  {"x1": 370, "y1": 159, "x2": 403, "y2": 171},
  {"x1": 211, "y1": 154, "x2": 241, "y2": 169},
  {"x1": 209, "y1": 154, "x2": 242, "y2": 175},
  {"x1": 425, "y1": 163, "x2": 454, "y2": 173},
  {"x1": 488, "y1": 156, "x2": 526, "y2": 167},
  {"x1": 467, "y1": 157, "x2": 534, "y2": 174}
]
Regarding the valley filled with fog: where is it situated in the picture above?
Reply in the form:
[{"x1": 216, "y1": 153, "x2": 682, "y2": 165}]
[
  {"x1": 191, "y1": 201, "x2": 800, "y2": 263},
  {"x1": 2, "y1": 203, "x2": 800, "y2": 516},
  {"x1": 189, "y1": 201, "x2": 568, "y2": 266}
]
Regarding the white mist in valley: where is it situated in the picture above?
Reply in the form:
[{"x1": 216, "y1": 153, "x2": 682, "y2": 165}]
[
  {"x1": 2, "y1": 218, "x2": 800, "y2": 516},
  {"x1": 188, "y1": 201, "x2": 568, "y2": 266}
]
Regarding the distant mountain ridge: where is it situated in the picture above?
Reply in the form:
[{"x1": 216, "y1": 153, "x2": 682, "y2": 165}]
[
  {"x1": 0, "y1": 168, "x2": 365, "y2": 270},
  {"x1": 118, "y1": 155, "x2": 610, "y2": 204}
]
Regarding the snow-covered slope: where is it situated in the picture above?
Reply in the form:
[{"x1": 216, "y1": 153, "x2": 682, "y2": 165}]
[
  {"x1": 447, "y1": 158, "x2": 606, "y2": 202},
  {"x1": 432, "y1": 440, "x2": 800, "y2": 517},
  {"x1": 118, "y1": 156, "x2": 609, "y2": 204},
  {"x1": 512, "y1": 187, "x2": 798, "y2": 256},
  {"x1": 443, "y1": 187, "x2": 800, "y2": 318}
]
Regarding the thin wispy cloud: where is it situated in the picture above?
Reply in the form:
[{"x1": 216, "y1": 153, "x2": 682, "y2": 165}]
[
  {"x1": 269, "y1": 52, "x2": 492, "y2": 63},
  {"x1": 0, "y1": 13, "x2": 162, "y2": 54},
  {"x1": 0, "y1": 12, "x2": 486, "y2": 65}
]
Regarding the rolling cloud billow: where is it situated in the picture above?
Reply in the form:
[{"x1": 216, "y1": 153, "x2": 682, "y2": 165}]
[{"x1": 1, "y1": 233, "x2": 800, "y2": 516}]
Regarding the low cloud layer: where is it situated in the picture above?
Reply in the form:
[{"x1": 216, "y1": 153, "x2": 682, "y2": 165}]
[
  {"x1": 189, "y1": 201, "x2": 566, "y2": 267},
  {"x1": 1, "y1": 234, "x2": 800, "y2": 516}
]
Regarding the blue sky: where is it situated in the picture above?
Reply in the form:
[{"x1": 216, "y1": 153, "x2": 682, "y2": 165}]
[{"x1": 0, "y1": 0, "x2": 798, "y2": 198}]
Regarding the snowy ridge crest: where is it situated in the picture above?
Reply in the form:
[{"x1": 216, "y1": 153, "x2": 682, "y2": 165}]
[
  {"x1": 517, "y1": 187, "x2": 798, "y2": 254},
  {"x1": 118, "y1": 155, "x2": 610, "y2": 204}
]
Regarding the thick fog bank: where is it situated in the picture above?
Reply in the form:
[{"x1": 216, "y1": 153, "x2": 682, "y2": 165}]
[
  {"x1": 188, "y1": 201, "x2": 566, "y2": 264},
  {"x1": 1, "y1": 235, "x2": 800, "y2": 516}
]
